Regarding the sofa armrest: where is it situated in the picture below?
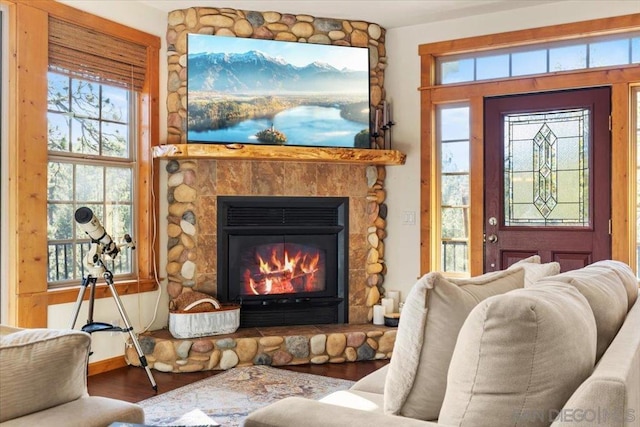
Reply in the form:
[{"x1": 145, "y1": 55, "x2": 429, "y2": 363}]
[
  {"x1": 0, "y1": 327, "x2": 92, "y2": 422},
  {"x1": 244, "y1": 397, "x2": 442, "y2": 427},
  {"x1": 350, "y1": 363, "x2": 389, "y2": 394}
]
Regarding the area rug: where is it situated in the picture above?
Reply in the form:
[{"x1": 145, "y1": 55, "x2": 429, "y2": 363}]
[{"x1": 139, "y1": 365, "x2": 355, "y2": 426}]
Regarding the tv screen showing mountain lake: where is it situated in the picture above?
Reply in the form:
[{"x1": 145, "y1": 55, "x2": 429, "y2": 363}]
[{"x1": 186, "y1": 34, "x2": 371, "y2": 148}]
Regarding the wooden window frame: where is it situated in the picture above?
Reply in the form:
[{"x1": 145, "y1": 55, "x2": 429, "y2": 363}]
[
  {"x1": 419, "y1": 14, "x2": 640, "y2": 277},
  {"x1": 3, "y1": 0, "x2": 160, "y2": 327}
]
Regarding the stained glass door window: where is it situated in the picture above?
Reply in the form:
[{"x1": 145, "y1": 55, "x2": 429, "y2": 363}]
[{"x1": 504, "y1": 109, "x2": 590, "y2": 227}]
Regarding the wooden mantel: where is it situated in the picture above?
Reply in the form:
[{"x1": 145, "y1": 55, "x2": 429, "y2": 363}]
[{"x1": 152, "y1": 143, "x2": 406, "y2": 165}]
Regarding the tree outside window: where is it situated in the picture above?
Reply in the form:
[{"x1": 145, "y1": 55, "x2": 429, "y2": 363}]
[{"x1": 47, "y1": 73, "x2": 135, "y2": 286}]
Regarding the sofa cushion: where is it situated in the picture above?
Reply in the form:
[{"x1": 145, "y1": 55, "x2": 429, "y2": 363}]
[
  {"x1": 533, "y1": 263, "x2": 631, "y2": 361},
  {"x1": 383, "y1": 267, "x2": 525, "y2": 420},
  {"x1": 439, "y1": 283, "x2": 597, "y2": 427},
  {"x1": 589, "y1": 260, "x2": 638, "y2": 310},
  {"x1": 0, "y1": 328, "x2": 91, "y2": 422},
  {"x1": 508, "y1": 255, "x2": 561, "y2": 286}
]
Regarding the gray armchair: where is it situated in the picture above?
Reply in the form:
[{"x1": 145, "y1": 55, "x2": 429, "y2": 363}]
[{"x1": 0, "y1": 325, "x2": 144, "y2": 427}]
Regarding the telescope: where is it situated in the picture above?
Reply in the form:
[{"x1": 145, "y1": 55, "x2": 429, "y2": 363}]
[
  {"x1": 74, "y1": 207, "x2": 120, "y2": 259},
  {"x1": 70, "y1": 207, "x2": 156, "y2": 391}
]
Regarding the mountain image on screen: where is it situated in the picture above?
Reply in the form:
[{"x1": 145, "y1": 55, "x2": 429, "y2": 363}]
[
  {"x1": 188, "y1": 51, "x2": 367, "y2": 94},
  {"x1": 186, "y1": 34, "x2": 371, "y2": 148}
]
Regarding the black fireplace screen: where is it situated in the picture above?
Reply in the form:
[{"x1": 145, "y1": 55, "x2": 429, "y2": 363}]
[
  {"x1": 217, "y1": 196, "x2": 349, "y2": 327},
  {"x1": 228, "y1": 233, "x2": 336, "y2": 301}
]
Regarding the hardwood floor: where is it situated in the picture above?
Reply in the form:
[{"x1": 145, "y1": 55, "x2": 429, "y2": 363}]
[{"x1": 87, "y1": 360, "x2": 389, "y2": 403}]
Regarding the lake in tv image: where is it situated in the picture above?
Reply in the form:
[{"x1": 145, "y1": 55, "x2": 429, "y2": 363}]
[{"x1": 186, "y1": 34, "x2": 371, "y2": 148}]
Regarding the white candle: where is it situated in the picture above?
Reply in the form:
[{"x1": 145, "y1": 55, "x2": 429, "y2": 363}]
[
  {"x1": 382, "y1": 101, "x2": 389, "y2": 125},
  {"x1": 373, "y1": 304, "x2": 385, "y2": 325},
  {"x1": 386, "y1": 291, "x2": 400, "y2": 312},
  {"x1": 381, "y1": 297, "x2": 394, "y2": 315}
]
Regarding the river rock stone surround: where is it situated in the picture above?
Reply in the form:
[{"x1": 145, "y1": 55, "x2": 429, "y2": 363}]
[
  {"x1": 128, "y1": 326, "x2": 396, "y2": 372},
  {"x1": 164, "y1": 7, "x2": 391, "y2": 326}
]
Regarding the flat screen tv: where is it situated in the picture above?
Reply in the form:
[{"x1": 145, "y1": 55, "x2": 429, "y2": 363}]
[{"x1": 186, "y1": 34, "x2": 371, "y2": 148}]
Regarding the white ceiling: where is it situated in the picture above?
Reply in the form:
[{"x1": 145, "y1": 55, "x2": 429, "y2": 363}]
[{"x1": 137, "y1": 0, "x2": 559, "y2": 29}]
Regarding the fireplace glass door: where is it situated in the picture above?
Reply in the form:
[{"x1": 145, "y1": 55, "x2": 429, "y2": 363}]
[{"x1": 228, "y1": 234, "x2": 336, "y2": 302}]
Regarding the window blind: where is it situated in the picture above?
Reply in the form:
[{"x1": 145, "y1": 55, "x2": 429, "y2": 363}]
[{"x1": 48, "y1": 16, "x2": 147, "y2": 91}]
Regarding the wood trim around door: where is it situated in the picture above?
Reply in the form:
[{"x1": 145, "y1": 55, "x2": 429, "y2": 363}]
[{"x1": 419, "y1": 14, "x2": 640, "y2": 276}]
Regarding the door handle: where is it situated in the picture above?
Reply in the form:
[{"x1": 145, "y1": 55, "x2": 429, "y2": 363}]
[{"x1": 486, "y1": 234, "x2": 498, "y2": 243}]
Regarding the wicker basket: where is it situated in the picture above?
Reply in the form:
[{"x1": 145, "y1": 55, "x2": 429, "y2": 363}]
[{"x1": 169, "y1": 297, "x2": 240, "y2": 339}]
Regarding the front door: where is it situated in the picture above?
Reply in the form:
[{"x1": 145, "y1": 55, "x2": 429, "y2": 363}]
[{"x1": 484, "y1": 87, "x2": 611, "y2": 272}]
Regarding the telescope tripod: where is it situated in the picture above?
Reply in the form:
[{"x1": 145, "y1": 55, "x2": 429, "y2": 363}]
[{"x1": 70, "y1": 267, "x2": 157, "y2": 392}]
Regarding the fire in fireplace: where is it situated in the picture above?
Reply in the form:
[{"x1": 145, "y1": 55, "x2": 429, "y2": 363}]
[
  {"x1": 217, "y1": 196, "x2": 349, "y2": 328},
  {"x1": 240, "y1": 243, "x2": 325, "y2": 296}
]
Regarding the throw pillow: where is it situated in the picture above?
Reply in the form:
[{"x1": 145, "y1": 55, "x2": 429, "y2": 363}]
[
  {"x1": 439, "y1": 283, "x2": 597, "y2": 427},
  {"x1": 383, "y1": 267, "x2": 525, "y2": 420}
]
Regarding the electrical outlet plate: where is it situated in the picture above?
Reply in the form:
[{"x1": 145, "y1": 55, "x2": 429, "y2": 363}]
[{"x1": 402, "y1": 211, "x2": 416, "y2": 225}]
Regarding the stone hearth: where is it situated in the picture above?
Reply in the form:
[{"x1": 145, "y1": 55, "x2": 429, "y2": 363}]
[{"x1": 127, "y1": 324, "x2": 396, "y2": 373}]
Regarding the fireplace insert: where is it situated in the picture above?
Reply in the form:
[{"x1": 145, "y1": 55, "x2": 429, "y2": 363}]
[{"x1": 217, "y1": 196, "x2": 349, "y2": 327}]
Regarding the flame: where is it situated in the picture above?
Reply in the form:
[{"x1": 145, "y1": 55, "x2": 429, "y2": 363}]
[{"x1": 244, "y1": 246, "x2": 322, "y2": 295}]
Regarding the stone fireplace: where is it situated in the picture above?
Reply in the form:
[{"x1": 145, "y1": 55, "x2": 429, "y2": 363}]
[
  {"x1": 162, "y1": 7, "x2": 391, "y2": 326},
  {"x1": 166, "y1": 160, "x2": 384, "y2": 325}
]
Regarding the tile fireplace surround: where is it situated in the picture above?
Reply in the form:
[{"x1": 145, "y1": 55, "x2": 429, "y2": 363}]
[{"x1": 141, "y1": 7, "x2": 398, "y2": 372}]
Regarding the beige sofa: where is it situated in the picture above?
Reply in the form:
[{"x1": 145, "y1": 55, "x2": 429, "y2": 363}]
[
  {"x1": 246, "y1": 259, "x2": 640, "y2": 427},
  {"x1": 0, "y1": 325, "x2": 144, "y2": 427}
]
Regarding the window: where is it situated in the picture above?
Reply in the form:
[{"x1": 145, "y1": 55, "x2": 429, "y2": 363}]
[
  {"x1": 437, "y1": 104, "x2": 470, "y2": 274},
  {"x1": 7, "y1": 0, "x2": 159, "y2": 327},
  {"x1": 437, "y1": 33, "x2": 640, "y2": 85},
  {"x1": 41, "y1": 10, "x2": 156, "y2": 291},
  {"x1": 47, "y1": 73, "x2": 135, "y2": 286}
]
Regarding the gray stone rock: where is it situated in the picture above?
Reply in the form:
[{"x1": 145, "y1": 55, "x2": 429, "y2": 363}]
[
  {"x1": 314, "y1": 18, "x2": 342, "y2": 32},
  {"x1": 139, "y1": 336, "x2": 156, "y2": 355},
  {"x1": 167, "y1": 187, "x2": 175, "y2": 204},
  {"x1": 357, "y1": 342, "x2": 376, "y2": 361},
  {"x1": 246, "y1": 11, "x2": 264, "y2": 27},
  {"x1": 216, "y1": 338, "x2": 237, "y2": 349},
  {"x1": 176, "y1": 340, "x2": 193, "y2": 359},
  {"x1": 285, "y1": 335, "x2": 309, "y2": 358},
  {"x1": 253, "y1": 353, "x2": 272, "y2": 365},
  {"x1": 379, "y1": 203, "x2": 388, "y2": 219},
  {"x1": 182, "y1": 210, "x2": 196, "y2": 224},
  {"x1": 166, "y1": 160, "x2": 180, "y2": 174},
  {"x1": 167, "y1": 237, "x2": 180, "y2": 249}
]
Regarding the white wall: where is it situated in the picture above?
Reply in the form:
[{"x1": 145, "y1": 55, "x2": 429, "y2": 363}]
[
  {"x1": 47, "y1": 0, "x2": 640, "y2": 362},
  {"x1": 383, "y1": 0, "x2": 640, "y2": 302}
]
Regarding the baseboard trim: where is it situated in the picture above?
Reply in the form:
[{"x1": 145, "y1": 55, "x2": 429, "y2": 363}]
[{"x1": 88, "y1": 356, "x2": 128, "y2": 376}]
